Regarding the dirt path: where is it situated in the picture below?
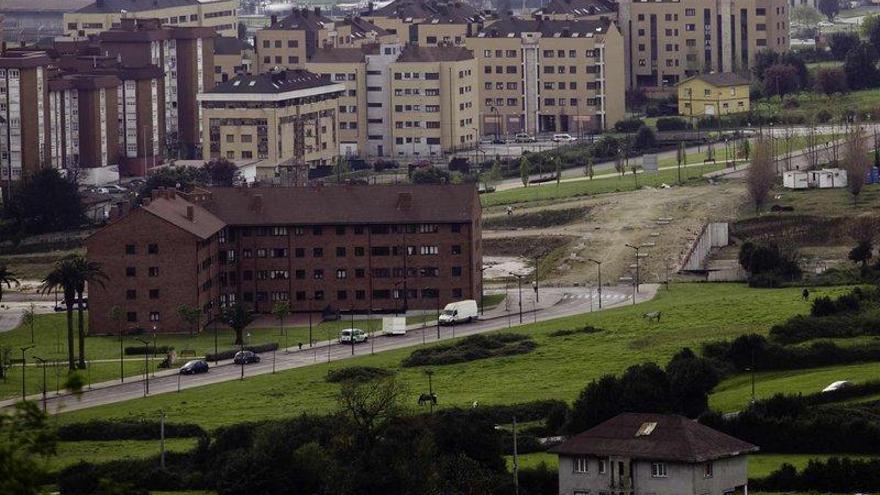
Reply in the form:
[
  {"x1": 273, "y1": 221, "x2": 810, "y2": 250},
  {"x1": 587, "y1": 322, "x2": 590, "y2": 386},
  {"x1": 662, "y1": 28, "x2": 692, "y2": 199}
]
[{"x1": 483, "y1": 181, "x2": 748, "y2": 284}]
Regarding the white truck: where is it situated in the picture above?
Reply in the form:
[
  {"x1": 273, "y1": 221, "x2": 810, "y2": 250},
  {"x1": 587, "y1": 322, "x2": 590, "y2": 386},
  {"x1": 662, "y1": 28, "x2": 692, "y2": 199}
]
[
  {"x1": 383, "y1": 316, "x2": 407, "y2": 336},
  {"x1": 438, "y1": 300, "x2": 478, "y2": 325}
]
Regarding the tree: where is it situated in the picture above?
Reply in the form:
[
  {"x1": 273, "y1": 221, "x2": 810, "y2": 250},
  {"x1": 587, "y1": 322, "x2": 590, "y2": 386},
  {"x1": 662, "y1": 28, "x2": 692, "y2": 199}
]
[
  {"x1": 0, "y1": 264, "x2": 19, "y2": 304},
  {"x1": 739, "y1": 139, "x2": 751, "y2": 161},
  {"x1": 177, "y1": 304, "x2": 201, "y2": 336},
  {"x1": 632, "y1": 125, "x2": 657, "y2": 151},
  {"x1": 791, "y1": 5, "x2": 822, "y2": 26},
  {"x1": 614, "y1": 148, "x2": 626, "y2": 177},
  {"x1": 746, "y1": 138, "x2": 775, "y2": 213},
  {"x1": 3, "y1": 168, "x2": 85, "y2": 235},
  {"x1": 666, "y1": 348, "x2": 720, "y2": 417},
  {"x1": 554, "y1": 157, "x2": 561, "y2": 186},
  {"x1": 40, "y1": 258, "x2": 81, "y2": 370},
  {"x1": 829, "y1": 32, "x2": 860, "y2": 61},
  {"x1": 843, "y1": 126, "x2": 871, "y2": 205},
  {"x1": 222, "y1": 303, "x2": 254, "y2": 346},
  {"x1": 844, "y1": 42, "x2": 880, "y2": 91},
  {"x1": 585, "y1": 156, "x2": 594, "y2": 180},
  {"x1": 863, "y1": 14, "x2": 880, "y2": 52},
  {"x1": 676, "y1": 142, "x2": 685, "y2": 183},
  {"x1": 203, "y1": 158, "x2": 239, "y2": 186},
  {"x1": 818, "y1": 0, "x2": 839, "y2": 22},
  {"x1": 0, "y1": 401, "x2": 57, "y2": 495},
  {"x1": 272, "y1": 301, "x2": 289, "y2": 339},
  {"x1": 519, "y1": 156, "x2": 531, "y2": 187},
  {"x1": 411, "y1": 166, "x2": 450, "y2": 184},
  {"x1": 482, "y1": 160, "x2": 502, "y2": 190},
  {"x1": 849, "y1": 240, "x2": 873, "y2": 268},
  {"x1": 139, "y1": 165, "x2": 207, "y2": 198},
  {"x1": 762, "y1": 64, "x2": 800, "y2": 98},
  {"x1": 22, "y1": 305, "x2": 35, "y2": 344},
  {"x1": 814, "y1": 67, "x2": 849, "y2": 95},
  {"x1": 70, "y1": 256, "x2": 107, "y2": 369},
  {"x1": 332, "y1": 155, "x2": 350, "y2": 182}
]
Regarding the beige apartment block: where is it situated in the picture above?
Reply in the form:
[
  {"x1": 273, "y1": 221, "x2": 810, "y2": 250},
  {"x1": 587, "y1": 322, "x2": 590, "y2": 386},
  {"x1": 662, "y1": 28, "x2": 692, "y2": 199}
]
[
  {"x1": 531, "y1": 0, "x2": 616, "y2": 21},
  {"x1": 389, "y1": 46, "x2": 477, "y2": 157},
  {"x1": 618, "y1": 0, "x2": 788, "y2": 89},
  {"x1": 467, "y1": 18, "x2": 625, "y2": 136},
  {"x1": 199, "y1": 69, "x2": 345, "y2": 170},
  {"x1": 307, "y1": 48, "x2": 370, "y2": 156},
  {"x1": 63, "y1": 0, "x2": 237, "y2": 38},
  {"x1": 214, "y1": 36, "x2": 253, "y2": 84},
  {"x1": 362, "y1": 0, "x2": 481, "y2": 44}
]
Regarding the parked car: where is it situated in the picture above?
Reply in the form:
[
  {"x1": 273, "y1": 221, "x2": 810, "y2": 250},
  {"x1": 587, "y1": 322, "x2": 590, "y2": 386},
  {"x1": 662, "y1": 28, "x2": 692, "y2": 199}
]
[
  {"x1": 339, "y1": 328, "x2": 368, "y2": 344},
  {"x1": 439, "y1": 300, "x2": 479, "y2": 325},
  {"x1": 514, "y1": 132, "x2": 536, "y2": 143},
  {"x1": 233, "y1": 350, "x2": 261, "y2": 365},
  {"x1": 179, "y1": 360, "x2": 209, "y2": 375},
  {"x1": 822, "y1": 380, "x2": 852, "y2": 393},
  {"x1": 491, "y1": 137, "x2": 506, "y2": 145},
  {"x1": 552, "y1": 133, "x2": 576, "y2": 143}
]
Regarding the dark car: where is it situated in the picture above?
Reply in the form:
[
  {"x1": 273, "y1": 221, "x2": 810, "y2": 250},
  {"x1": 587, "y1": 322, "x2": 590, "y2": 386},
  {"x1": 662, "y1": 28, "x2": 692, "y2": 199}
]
[
  {"x1": 179, "y1": 360, "x2": 209, "y2": 375},
  {"x1": 233, "y1": 350, "x2": 261, "y2": 365}
]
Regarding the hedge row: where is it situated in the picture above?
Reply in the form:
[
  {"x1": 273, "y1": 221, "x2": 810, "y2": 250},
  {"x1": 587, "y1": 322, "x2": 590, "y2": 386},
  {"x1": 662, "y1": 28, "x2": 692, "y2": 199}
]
[
  {"x1": 548, "y1": 325, "x2": 603, "y2": 338},
  {"x1": 326, "y1": 366, "x2": 394, "y2": 383},
  {"x1": 56, "y1": 420, "x2": 206, "y2": 441},
  {"x1": 124, "y1": 345, "x2": 175, "y2": 356},
  {"x1": 752, "y1": 457, "x2": 880, "y2": 492},
  {"x1": 204, "y1": 342, "x2": 278, "y2": 362},
  {"x1": 401, "y1": 333, "x2": 536, "y2": 367}
]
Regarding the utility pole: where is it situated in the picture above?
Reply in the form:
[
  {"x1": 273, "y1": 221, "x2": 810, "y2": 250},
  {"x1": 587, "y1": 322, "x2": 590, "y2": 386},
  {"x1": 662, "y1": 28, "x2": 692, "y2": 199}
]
[
  {"x1": 32, "y1": 355, "x2": 47, "y2": 413},
  {"x1": 20, "y1": 345, "x2": 34, "y2": 401},
  {"x1": 426, "y1": 369, "x2": 435, "y2": 414},
  {"x1": 135, "y1": 338, "x2": 149, "y2": 396},
  {"x1": 511, "y1": 273, "x2": 523, "y2": 323},
  {"x1": 625, "y1": 244, "x2": 641, "y2": 294},
  {"x1": 588, "y1": 258, "x2": 602, "y2": 309},
  {"x1": 533, "y1": 256, "x2": 540, "y2": 303}
]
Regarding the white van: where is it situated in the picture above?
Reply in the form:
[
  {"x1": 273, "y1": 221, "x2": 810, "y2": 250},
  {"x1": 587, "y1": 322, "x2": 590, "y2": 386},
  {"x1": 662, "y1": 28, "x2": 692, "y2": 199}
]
[
  {"x1": 383, "y1": 316, "x2": 407, "y2": 336},
  {"x1": 339, "y1": 328, "x2": 368, "y2": 344},
  {"x1": 552, "y1": 133, "x2": 576, "y2": 143},
  {"x1": 438, "y1": 300, "x2": 478, "y2": 325}
]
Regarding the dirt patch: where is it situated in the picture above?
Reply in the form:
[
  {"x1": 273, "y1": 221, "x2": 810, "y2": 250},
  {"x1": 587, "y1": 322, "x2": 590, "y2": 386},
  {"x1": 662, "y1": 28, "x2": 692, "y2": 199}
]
[
  {"x1": 483, "y1": 207, "x2": 589, "y2": 230},
  {"x1": 732, "y1": 215, "x2": 854, "y2": 246},
  {"x1": 483, "y1": 236, "x2": 574, "y2": 259}
]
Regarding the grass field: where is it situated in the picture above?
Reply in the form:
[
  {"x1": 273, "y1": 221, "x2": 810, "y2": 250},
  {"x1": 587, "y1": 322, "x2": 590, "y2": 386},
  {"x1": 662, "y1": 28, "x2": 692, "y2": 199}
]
[
  {"x1": 46, "y1": 438, "x2": 200, "y2": 473},
  {"x1": 504, "y1": 452, "x2": 878, "y2": 478},
  {"x1": 709, "y1": 361, "x2": 880, "y2": 413},
  {"x1": 753, "y1": 88, "x2": 880, "y2": 123},
  {"x1": 771, "y1": 183, "x2": 880, "y2": 216},
  {"x1": 52, "y1": 284, "x2": 847, "y2": 430}
]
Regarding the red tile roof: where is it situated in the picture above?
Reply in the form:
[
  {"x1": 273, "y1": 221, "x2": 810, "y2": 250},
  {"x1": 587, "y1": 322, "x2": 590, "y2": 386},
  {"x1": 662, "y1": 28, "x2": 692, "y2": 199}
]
[
  {"x1": 550, "y1": 413, "x2": 759, "y2": 463},
  {"x1": 142, "y1": 194, "x2": 225, "y2": 239}
]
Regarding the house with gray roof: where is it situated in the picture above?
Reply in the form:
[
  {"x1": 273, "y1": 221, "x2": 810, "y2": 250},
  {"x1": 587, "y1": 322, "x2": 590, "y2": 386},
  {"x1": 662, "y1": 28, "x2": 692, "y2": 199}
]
[{"x1": 550, "y1": 413, "x2": 758, "y2": 495}]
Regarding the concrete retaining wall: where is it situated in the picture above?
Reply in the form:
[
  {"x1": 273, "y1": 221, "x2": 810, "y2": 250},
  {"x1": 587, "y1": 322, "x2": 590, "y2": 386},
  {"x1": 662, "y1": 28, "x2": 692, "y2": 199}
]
[{"x1": 681, "y1": 222, "x2": 729, "y2": 272}]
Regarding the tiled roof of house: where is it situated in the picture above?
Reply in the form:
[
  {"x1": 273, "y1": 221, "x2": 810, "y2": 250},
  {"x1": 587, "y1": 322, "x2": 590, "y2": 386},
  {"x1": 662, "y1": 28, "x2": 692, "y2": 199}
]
[
  {"x1": 550, "y1": 413, "x2": 759, "y2": 463},
  {"x1": 208, "y1": 69, "x2": 336, "y2": 94},
  {"x1": 684, "y1": 72, "x2": 751, "y2": 87},
  {"x1": 476, "y1": 17, "x2": 610, "y2": 38},
  {"x1": 267, "y1": 8, "x2": 332, "y2": 30},
  {"x1": 214, "y1": 36, "x2": 253, "y2": 55},
  {"x1": 368, "y1": 0, "x2": 478, "y2": 20},
  {"x1": 141, "y1": 193, "x2": 225, "y2": 239},
  {"x1": 533, "y1": 0, "x2": 615, "y2": 17}
]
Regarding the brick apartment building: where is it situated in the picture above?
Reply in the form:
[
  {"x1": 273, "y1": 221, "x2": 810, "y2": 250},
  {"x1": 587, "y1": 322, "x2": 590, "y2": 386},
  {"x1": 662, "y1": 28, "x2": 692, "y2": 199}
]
[{"x1": 86, "y1": 184, "x2": 482, "y2": 334}]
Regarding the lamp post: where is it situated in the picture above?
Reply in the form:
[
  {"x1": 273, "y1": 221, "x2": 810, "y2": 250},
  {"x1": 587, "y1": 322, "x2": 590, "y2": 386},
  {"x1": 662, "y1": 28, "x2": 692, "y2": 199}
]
[
  {"x1": 479, "y1": 267, "x2": 486, "y2": 316},
  {"x1": 533, "y1": 256, "x2": 540, "y2": 303},
  {"x1": 134, "y1": 337, "x2": 150, "y2": 397},
  {"x1": 587, "y1": 258, "x2": 602, "y2": 309},
  {"x1": 32, "y1": 355, "x2": 47, "y2": 412},
  {"x1": 19, "y1": 345, "x2": 34, "y2": 401},
  {"x1": 510, "y1": 273, "x2": 524, "y2": 323},
  {"x1": 490, "y1": 106, "x2": 501, "y2": 142},
  {"x1": 625, "y1": 244, "x2": 641, "y2": 294}
]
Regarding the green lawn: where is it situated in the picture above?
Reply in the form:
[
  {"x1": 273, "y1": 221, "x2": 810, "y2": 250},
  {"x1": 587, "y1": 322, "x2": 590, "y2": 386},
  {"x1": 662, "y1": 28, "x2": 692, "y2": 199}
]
[
  {"x1": 753, "y1": 88, "x2": 880, "y2": 124},
  {"x1": 709, "y1": 361, "x2": 880, "y2": 413},
  {"x1": 771, "y1": 183, "x2": 880, "y2": 217},
  {"x1": 45, "y1": 438, "x2": 200, "y2": 472},
  {"x1": 55, "y1": 284, "x2": 846, "y2": 430}
]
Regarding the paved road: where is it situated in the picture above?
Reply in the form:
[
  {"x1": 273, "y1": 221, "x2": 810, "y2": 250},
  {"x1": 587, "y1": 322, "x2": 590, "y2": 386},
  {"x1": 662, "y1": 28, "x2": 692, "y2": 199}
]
[
  {"x1": 3, "y1": 285, "x2": 657, "y2": 414},
  {"x1": 0, "y1": 291, "x2": 57, "y2": 332}
]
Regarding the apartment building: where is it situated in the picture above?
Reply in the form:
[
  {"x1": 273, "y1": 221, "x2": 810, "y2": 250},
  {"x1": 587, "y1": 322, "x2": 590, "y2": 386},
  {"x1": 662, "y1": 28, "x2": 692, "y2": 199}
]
[
  {"x1": 214, "y1": 36, "x2": 253, "y2": 84},
  {"x1": 86, "y1": 184, "x2": 482, "y2": 333},
  {"x1": 254, "y1": 8, "x2": 332, "y2": 73},
  {"x1": 307, "y1": 42, "x2": 403, "y2": 157},
  {"x1": 531, "y1": 0, "x2": 616, "y2": 21},
  {"x1": 363, "y1": 0, "x2": 484, "y2": 45},
  {"x1": 0, "y1": 50, "x2": 51, "y2": 194},
  {"x1": 199, "y1": 69, "x2": 345, "y2": 171},
  {"x1": 389, "y1": 46, "x2": 477, "y2": 157},
  {"x1": 98, "y1": 18, "x2": 216, "y2": 159},
  {"x1": 617, "y1": 0, "x2": 789, "y2": 89},
  {"x1": 467, "y1": 17, "x2": 625, "y2": 136},
  {"x1": 63, "y1": 0, "x2": 237, "y2": 38}
]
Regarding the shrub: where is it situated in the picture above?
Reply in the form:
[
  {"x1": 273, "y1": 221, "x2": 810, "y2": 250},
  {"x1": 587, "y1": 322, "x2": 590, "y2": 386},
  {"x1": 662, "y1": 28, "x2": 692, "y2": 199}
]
[
  {"x1": 124, "y1": 345, "x2": 174, "y2": 356},
  {"x1": 548, "y1": 325, "x2": 603, "y2": 337},
  {"x1": 326, "y1": 366, "x2": 394, "y2": 383},
  {"x1": 57, "y1": 420, "x2": 206, "y2": 441},
  {"x1": 401, "y1": 333, "x2": 536, "y2": 367},
  {"x1": 205, "y1": 342, "x2": 278, "y2": 362},
  {"x1": 631, "y1": 126, "x2": 657, "y2": 151},
  {"x1": 810, "y1": 296, "x2": 836, "y2": 317},
  {"x1": 655, "y1": 117, "x2": 690, "y2": 131},
  {"x1": 614, "y1": 117, "x2": 644, "y2": 133}
]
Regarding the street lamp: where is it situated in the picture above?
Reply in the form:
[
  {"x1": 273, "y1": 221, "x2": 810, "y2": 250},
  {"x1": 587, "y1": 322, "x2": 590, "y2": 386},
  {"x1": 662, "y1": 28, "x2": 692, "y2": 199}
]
[
  {"x1": 19, "y1": 345, "x2": 34, "y2": 401},
  {"x1": 625, "y1": 244, "x2": 641, "y2": 294},
  {"x1": 509, "y1": 272, "x2": 524, "y2": 323},
  {"x1": 490, "y1": 106, "x2": 501, "y2": 142},
  {"x1": 533, "y1": 256, "x2": 540, "y2": 303},
  {"x1": 479, "y1": 267, "x2": 487, "y2": 316},
  {"x1": 587, "y1": 258, "x2": 602, "y2": 309},
  {"x1": 32, "y1": 355, "x2": 48, "y2": 412},
  {"x1": 134, "y1": 337, "x2": 150, "y2": 397}
]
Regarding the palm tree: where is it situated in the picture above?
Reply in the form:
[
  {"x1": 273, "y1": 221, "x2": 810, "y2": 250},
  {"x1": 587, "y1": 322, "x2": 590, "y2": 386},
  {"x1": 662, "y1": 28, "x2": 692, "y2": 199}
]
[
  {"x1": 0, "y1": 264, "x2": 20, "y2": 304},
  {"x1": 71, "y1": 256, "x2": 107, "y2": 369},
  {"x1": 41, "y1": 259, "x2": 79, "y2": 370}
]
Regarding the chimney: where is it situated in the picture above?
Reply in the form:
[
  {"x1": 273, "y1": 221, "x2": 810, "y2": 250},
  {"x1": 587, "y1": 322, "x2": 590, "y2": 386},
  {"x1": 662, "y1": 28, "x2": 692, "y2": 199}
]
[
  {"x1": 142, "y1": 197, "x2": 151, "y2": 207},
  {"x1": 186, "y1": 205, "x2": 195, "y2": 221},
  {"x1": 368, "y1": 1, "x2": 374, "y2": 13},
  {"x1": 271, "y1": 14, "x2": 277, "y2": 25},
  {"x1": 314, "y1": 6, "x2": 321, "y2": 16}
]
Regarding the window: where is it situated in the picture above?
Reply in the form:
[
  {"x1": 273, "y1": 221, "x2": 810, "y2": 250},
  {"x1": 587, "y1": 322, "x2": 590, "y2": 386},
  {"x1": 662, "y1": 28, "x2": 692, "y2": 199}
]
[
  {"x1": 704, "y1": 462, "x2": 713, "y2": 478},
  {"x1": 336, "y1": 269, "x2": 347, "y2": 279},
  {"x1": 336, "y1": 247, "x2": 347, "y2": 257},
  {"x1": 314, "y1": 290, "x2": 324, "y2": 301},
  {"x1": 355, "y1": 268, "x2": 365, "y2": 278},
  {"x1": 148, "y1": 267, "x2": 159, "y2": 277},
  {"x1": 149, "y1": 312, "x2": 160, "y2": 322},
  {"x1": 451, "y1": 266, "x2": 462, "y2": 276},
  {"x1": 598, "y1": 459, "x2": 606, "y2": 474},
  {"x1": 451, "y1": 245, "x2": 462, "y2": 255},
  {"x1": 314, "y1": 269, "x2": 324, "y2": 280},
  {"x1": 420, "y1": 245, "x2": 438, "y2": 255},
  {"x1": 355, "y1": 247, "x2": 365, "y2": 256},
  {"x1": 651, "y1": 463, "x2": 668, "y2": 478},
  {"x1": 126, "y1": 289, "x2": 137, "y2": 300},
  {"x1": 356, "y1": 290, "x2": 366, "y2": 300},
  {"x1": 149, "y1": 289, "x2": 159, "y2": 299},
  {"x1": 148, "y1": 243, "x2": 158, "y2": 254},
  {"x1": 127, "y1": 312, "x2": 137, "y2": 322},
  {"x1": 336, "y1": 225, "x2": 345, "y2": 235},
  {"x1": 313, "y1": 247, "x2": 323, "y2": 257},
  {"x1": 313, "y1": 226, "x2": 323, "y2": 235},
  {"x1": 574, "y1": 457, "x2": 589, "y2": 473},
  {"x1": 126, "y1": 267, "x2": 136, "y2": 277},
  {"x1": 295, "y1": 270, "x2": 305, "y2": 280},
  {"x1": 125, "y1": 244, "x2": 136, "y2": 255},
  {"x1": 337, "y1": 290, "x2": 348, "y2": 300}
]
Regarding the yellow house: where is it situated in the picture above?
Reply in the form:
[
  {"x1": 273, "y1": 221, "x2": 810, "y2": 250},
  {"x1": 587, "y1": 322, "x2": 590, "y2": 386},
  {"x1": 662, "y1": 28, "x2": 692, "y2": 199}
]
[{"x1": 677, "y1": 73, "x2": 750, "y2": 118}]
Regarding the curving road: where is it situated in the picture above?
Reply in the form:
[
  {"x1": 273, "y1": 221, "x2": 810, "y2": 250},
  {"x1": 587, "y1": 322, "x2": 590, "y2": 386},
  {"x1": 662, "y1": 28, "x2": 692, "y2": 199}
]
[{"x1": 3, "y1": 285, "x2": 657, "y2": 415}]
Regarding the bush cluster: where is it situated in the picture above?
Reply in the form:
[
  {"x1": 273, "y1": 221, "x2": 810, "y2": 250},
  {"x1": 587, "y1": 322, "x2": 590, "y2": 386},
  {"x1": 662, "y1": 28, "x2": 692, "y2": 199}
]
[
  {"x1": 56, "y1": 420, "x2": 206, "y2": 441},
  {"x1": 124, "y1": 345, "x2": 174, "y2": 356},
  {"x1": 325, "y1": 366, "x2": 394, "y2": 383},
  {"x1": 204, "y1": 342, "x2": 278, "y2": 362},
  {"x1": 767, "y1": 287, "x2": 880, "y2": 344},
  {"x1": 702, "y1": 333, "x2": 880, "y2": 373},
  {"x1": 548, "y1": 325, "x2": 603, "y2": 337},
  {"x1": 753, "y1": 457, "x2": 880, "y2": 492},
  {"x1": 401, "y1": 333, "x2": 536, "y2": 367},
  {"x1": 655, "y1": 117, "x2": 691, "y2": 132}
]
